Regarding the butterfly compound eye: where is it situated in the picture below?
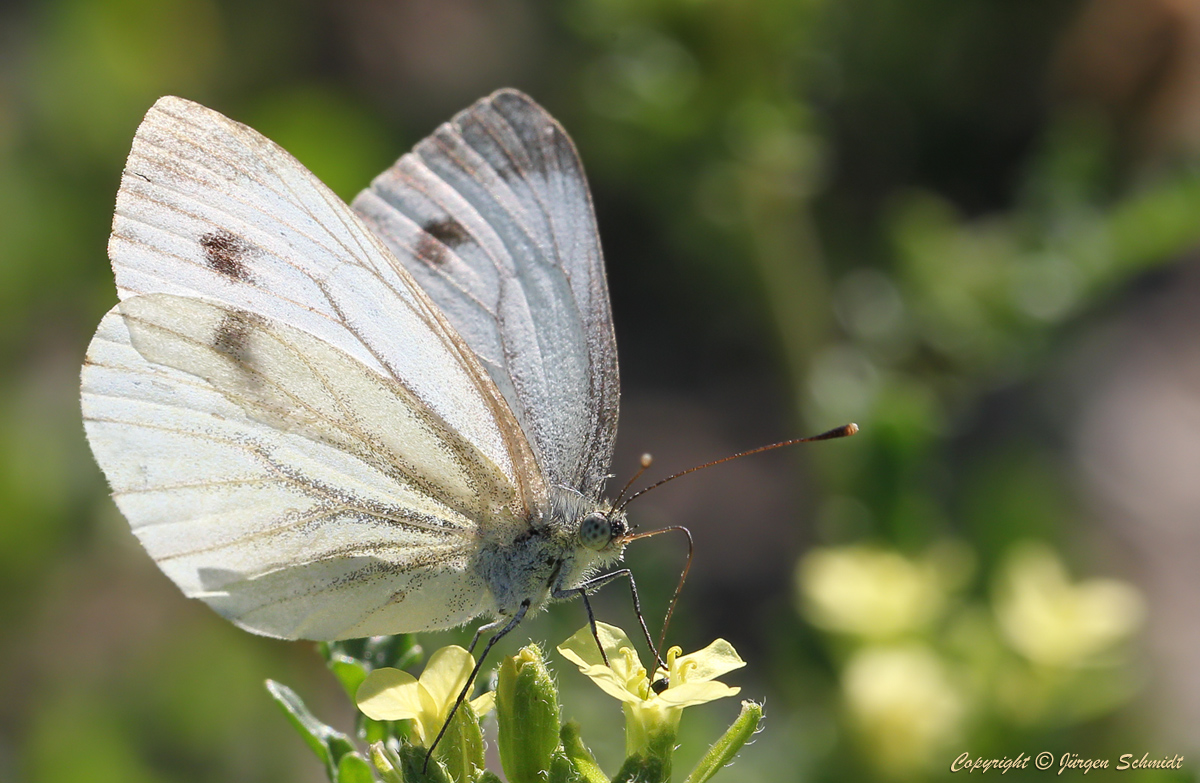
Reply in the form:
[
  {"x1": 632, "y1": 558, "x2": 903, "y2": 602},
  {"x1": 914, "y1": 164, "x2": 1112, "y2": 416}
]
[{"x1": 579, "y1": 512, "x2": 612, "y2": 551}]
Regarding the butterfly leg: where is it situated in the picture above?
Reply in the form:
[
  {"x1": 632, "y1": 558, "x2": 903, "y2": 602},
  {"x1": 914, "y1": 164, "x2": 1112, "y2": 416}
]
[
  {"x1": 554, "y1": 569, "x2": 665, "y2": 671},
  {"x1": 575, "y1": 588, "x2": 608, "y2": 666},
  {"x1": 425, "y1": 599, "x2": 530, "y2": 771},
  {"x1": 468, "y1": 616, "x2": 508, "y2": 654}
]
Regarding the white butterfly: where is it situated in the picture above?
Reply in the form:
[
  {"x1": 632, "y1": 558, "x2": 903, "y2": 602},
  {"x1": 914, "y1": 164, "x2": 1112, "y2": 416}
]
[{"x1": 81, "y1": 89, "x2": 633, "y2": 644}]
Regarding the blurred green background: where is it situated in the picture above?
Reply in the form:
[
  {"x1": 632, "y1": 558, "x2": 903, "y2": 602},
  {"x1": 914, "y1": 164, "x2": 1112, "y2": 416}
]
[{"x1": 3, "y1": 0, "x2": 1200, "y2": 780}]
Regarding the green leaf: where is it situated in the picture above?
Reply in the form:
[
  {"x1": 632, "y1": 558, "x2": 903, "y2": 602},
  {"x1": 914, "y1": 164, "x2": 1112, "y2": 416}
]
[
  {"x1": 329, "y1": 653, "x2": 371, "y2": 700},
  {"x1": 266, "y1": 679, "x2": 359, "y2": 781},
  {"x1": 324, "y1": 634, "x2": 422, "y2": 671},
  {"x1": 560, "y1": 722, "x2": 607, "y2": 783},
  {"x1": 362, "y1": 715, "x2": 401, "y2": 746},
  {"x1": 477, "y1": 774, "x2": 504, "y2": 783},
  {"x1": 336, "y1": 751, "x2": 375, "y2": 783},
  {"x1": 366, "y1": 634, "x2": 423, "y2": 670},
  {"x1": 683, "y1": 701, "x2": 763, "y2": 783}
]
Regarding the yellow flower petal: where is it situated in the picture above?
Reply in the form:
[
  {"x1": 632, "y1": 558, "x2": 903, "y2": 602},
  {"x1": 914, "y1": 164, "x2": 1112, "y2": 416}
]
[
  {"x1": 579, "y1": 664, "x2": 646, "y2": 704},
  {"x1": 419, "y1": 645, "x2": 476, "y2": 714},
  {"x1": 557, "y1": 623, "x2": 750, "y2": 759},
  {"x1": 672, "y1": 639, "x2": 746, "y2": 683},
  {"x1": 557, "y1": 623, "x2": 637, "y2": 670},
  {"x1": 469, "y1": 690, "x2": 496, "y2": 716},
  {"x1": 558, "y1": 623, "x2": 648, "y2": 703},
  {"x1": 655, "y1": 681, "x2": 741, "y2": 708},
  {"x1": 356, "y1": 668, "x2": 422, "y2": 721}
]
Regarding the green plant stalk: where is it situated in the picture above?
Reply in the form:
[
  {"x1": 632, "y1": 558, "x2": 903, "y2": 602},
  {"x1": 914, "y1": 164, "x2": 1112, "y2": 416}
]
[
  {"x1": 561, "y1": 722, "x2": 607, "y2": 783},
  {"x1": 612, "y1": 752, "x2": 669, "y2": 783},
  {"x1": 616, "y1": 708, "x2": 677, "y2": 783},
  {"x1": 684, "y1": 701, "x2": 763, "y2": 783},
  {"x1": 549, "y1": 749, "x2": 584, "y2": 783}
]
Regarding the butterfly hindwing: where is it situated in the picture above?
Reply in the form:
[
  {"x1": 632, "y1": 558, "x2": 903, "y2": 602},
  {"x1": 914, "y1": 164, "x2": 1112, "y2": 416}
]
[
  {"x1": 82, "y1": 299, "x2": 493, "y2": 639},
  {"x1": 352, "y1": 89, "x2": 620, "y2": 497}
]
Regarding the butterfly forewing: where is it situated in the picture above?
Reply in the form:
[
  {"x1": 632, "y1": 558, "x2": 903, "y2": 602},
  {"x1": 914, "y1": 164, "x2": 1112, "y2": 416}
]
[
  {"x1": 352, "y1": 89, "x2": 619, "y2": 497},
  {"x1": 108, "y1": 96, "x2": 544, "y2": 514}
]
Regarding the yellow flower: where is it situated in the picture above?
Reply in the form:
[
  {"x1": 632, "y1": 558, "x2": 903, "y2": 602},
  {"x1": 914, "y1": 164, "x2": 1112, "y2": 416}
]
[
  {"x1": 994, "y1": 542, "x2": 1143, "y2": 667},
  {"x1": 798, "y1": 543, "x2": 971, "y2": 638},
  {"x1": 557, "y1": 623, "x2": 745, "y2": 757},
  {"x1": 356, "y1": 646, "x2": 495, "y2": 747},
  {"x1": 842, "y1": 644, "x2": 964, "y2": 773}
]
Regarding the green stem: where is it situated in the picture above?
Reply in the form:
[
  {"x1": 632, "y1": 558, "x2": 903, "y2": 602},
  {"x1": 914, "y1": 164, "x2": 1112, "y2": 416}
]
[
  {"x1": 684, "y1": 702, "x2": 763, "y2": 783},
  {"x1": 561, "y1": 722, "x2": 608, "y2": 783}
]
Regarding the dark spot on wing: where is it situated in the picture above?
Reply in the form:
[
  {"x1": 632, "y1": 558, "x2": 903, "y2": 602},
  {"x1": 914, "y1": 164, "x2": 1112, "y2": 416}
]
[
  {"x1": 200, "y1": 230, "x2": 254, "y2": 282},
  {"x1": 423, "y1": 217, "x2": 470, "y2": 248},
  {"x1": 212, "y1": 309, "x2": 264, "y2": 364},
  {"x1": 414, "y1": 217, "x2": 470, "y2": 267},
  {"x1": 415, "y1": 233, "x2": 448, "y2": 266}
]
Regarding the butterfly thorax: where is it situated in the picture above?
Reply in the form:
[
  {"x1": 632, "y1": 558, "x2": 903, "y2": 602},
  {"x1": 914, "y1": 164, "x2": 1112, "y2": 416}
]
[{"x1": 474, "y1": 486, "x2": 627, "y2": 619}]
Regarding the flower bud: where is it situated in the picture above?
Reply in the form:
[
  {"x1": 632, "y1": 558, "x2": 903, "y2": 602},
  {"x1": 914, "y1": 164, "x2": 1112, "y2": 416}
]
[
  {"x1": 496, "y1": 644, "x2": 563, "y2": 783},
  {"x1": 369, "y1": 742, "x2": 404, "y2": 783}
]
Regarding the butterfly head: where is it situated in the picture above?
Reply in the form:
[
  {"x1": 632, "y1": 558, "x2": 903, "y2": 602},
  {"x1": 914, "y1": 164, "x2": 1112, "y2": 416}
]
[{"x1": 577, "y1": 508, "x2": 629, "y2": 552}]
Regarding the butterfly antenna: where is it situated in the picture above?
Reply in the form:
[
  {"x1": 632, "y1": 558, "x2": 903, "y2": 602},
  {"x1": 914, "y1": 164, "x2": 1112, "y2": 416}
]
[
  {"x1": 618, "y1": 423, "x2": 858, "y2": 512},
  {"x1": 621, "y1": 525, "x2": 693, "y2": 655},
  {"x1": 613, "y1": 453, "x2": 654, "y2": 507}
]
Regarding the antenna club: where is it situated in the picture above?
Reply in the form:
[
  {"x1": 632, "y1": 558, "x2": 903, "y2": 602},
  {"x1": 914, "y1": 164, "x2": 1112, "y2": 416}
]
[
  {"x1": 808, "y1": 422, "x2": 859, "y2": 441},
  {"x1": 613, "y1": 452, "x2": 655, "y2": 507}
]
